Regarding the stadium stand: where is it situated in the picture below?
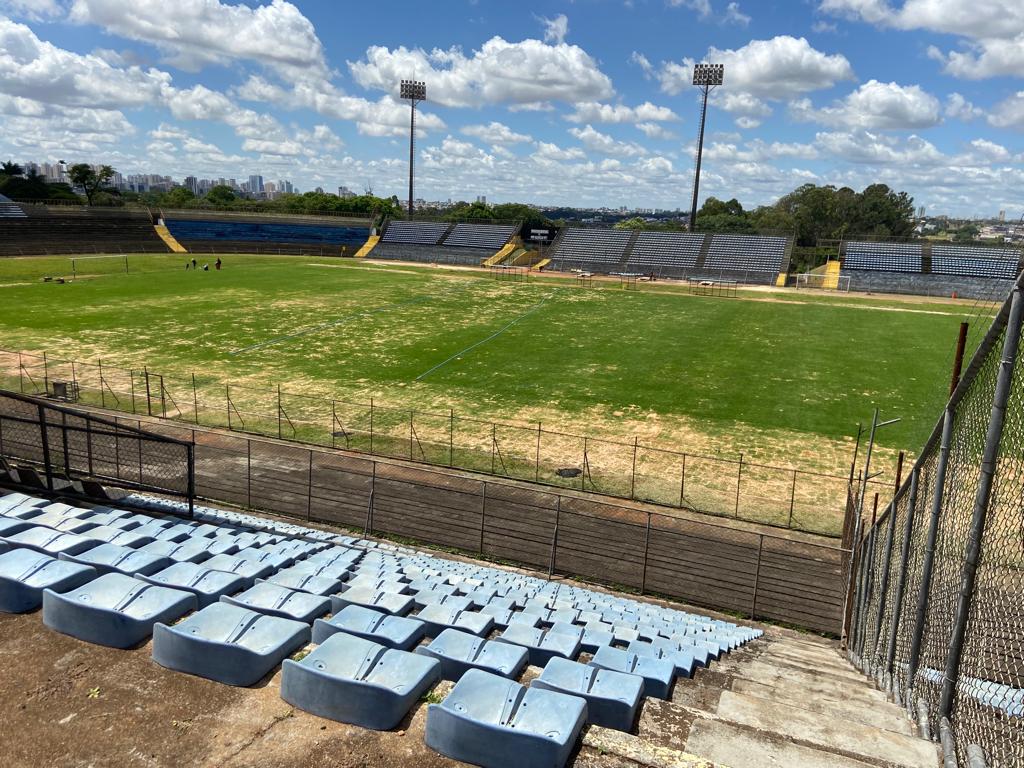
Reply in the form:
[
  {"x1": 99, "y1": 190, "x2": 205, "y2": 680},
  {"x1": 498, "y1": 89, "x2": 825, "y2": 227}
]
[
  {"x1": 0, "y1": 193, "x2": 27, "y2": 218},
  {"x1": 0, "y1": 206, "x2": 170, "y2": 256},
  {"x1": 0, "y1": 487, "x2": 761, "y2": 764},
  {"x1": 703, "y1": 234, "x2": 789, "y2": 278},
  {"x1": 548, "y1": 227, "x2": 634, "y2": 269},
  {"x1": 369, "y1": 219, "x2": 518, "y2": 266},
  {"x1": 840, "y1": 239, "x2": 1022, "y2": 298},
  {"x1": 626, "y1": 231, "x2": 704, "y2": 271},
  {"x1": 163, "y1": 217, "x2": 368, "y2": 254}
]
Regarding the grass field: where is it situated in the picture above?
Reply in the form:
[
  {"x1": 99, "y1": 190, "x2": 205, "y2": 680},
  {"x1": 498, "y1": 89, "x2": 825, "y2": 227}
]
[{"x1": 0, "y1": 252, "x2": 991, "y2": 533}]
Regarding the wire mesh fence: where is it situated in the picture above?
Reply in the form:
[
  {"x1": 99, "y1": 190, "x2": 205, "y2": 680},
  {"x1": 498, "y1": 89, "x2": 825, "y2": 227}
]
[
  {"x1": 0, "y1": 348, "x2": 860, "y2": 537},
  {"x1": 847, "y1": 272, "x2": 1024, "y2": 767}
]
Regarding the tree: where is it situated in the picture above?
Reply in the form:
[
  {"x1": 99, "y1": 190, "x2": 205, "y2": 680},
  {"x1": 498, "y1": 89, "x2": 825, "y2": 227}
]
[
  {"x1": 68, "y1": 163, "x2": 115, "y2": 205},
  {"x1": 698, "y1": 197, "x2": 744, "y2": 217},
  {"x1": 204, "y1": 185, "x2": 237, "y2": 205},
  {"x1": 613, "y1": 217, "x2": 649, "y2": 230},
  {"x1": 1, "y1": 161, "x2": 23, "y2": 177},
  {"x1": 161, "y1": 186, "x2": 196, "y2": 207}
]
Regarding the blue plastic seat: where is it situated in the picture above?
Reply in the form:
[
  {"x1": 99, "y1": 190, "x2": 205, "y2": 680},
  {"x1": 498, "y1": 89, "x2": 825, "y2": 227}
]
[
  {"x1": 330, "y1": 587, "x2": 413, "y2": 616},
  {"x1": 580, "y1": 625, "x2": 615, "y2": 654},
  {"x1": 221, "y1": 581, "x2": 330, "y2": 623},
  {"x1": 140, "y1": 562, "x2": 247, "y2": 609},
  {"x1": 5, "y1": 527, "x2": 99, "y2": 557},
  {"x1": 0, "y1": 548, "x2": 97, "y2": 613},
  {"x1": 494, "y1": 623, "x2": 582, "y2": 666},
  {"x1": 234, "y1": 546, "x2": 295, "y2": 571},
  {"x1": 204, "y1": 537, "x2": 242, "y2": 556},
  {"x1": 0, "y1": 493, "x2": 46, "y2": 514},
  {"x1": 261, "y1": 570, "x2": 343, "y2": 597},
  {"x1": 313, "y1": 605, "x2": 426, "y2": 650},
  {"x1": 425, "y1": 668, "x2": 587, "y2": 768},
  {"x1": 77, "y1": 525, "x2": 154, "y2": 549},
  {"x1": 287, "y1": 560, "x2": 353, "y2": 581},
  {"x1": 589, "y1": 645, "x2": 674, "y2": 699},
  {"x1": 153, "y1": 601, "x2": 310, "y2": 686},
  {"x1": 132, "y1": 521, "x2": 190, "y2": 542},
  {"x1": 202, "y1": 554, "x2": 274, "y2": 588},
  {"x1": 0, "y1": 517, "x2": 36, "y2": 538},
  {"x1": 476, "y1": 604, "x2": 515, "y2": 628},
  {"x1": 43, "y1": 572, "x2": 197, "y2": 648},
  {"x1": 346, "y1": 575, "x2": 409, "y2": 594},
  {"x1": 58, "y1": 543, "x2": 171, "y2": 578},
  {"x1": 415, "y1": 628, "x2": 528, "y2": 681},
  {"x1": 138, "y1": 539, "x2": 213, "y2": 564},
  {"x1": 416, "y1": 604, "x2": 494, "y2": 638},
  {"x1": 26, "y1": 511, "x2": 92, "y2": 531},
  {"x1": 532, "y1": 657, "x2": 644, "y2": 731},
  {"x1": 281, "y1": 632, "x2": 441, "y2": 730}
]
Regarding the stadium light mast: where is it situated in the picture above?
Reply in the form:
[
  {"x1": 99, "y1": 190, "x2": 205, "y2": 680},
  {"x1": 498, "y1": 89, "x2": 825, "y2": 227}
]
[
  {"x1": 688, "y1": 63, "x2": 724, "y2": 232},
  {"x1": 400, "y1": 79, "x2": 426, "y2": 217}
]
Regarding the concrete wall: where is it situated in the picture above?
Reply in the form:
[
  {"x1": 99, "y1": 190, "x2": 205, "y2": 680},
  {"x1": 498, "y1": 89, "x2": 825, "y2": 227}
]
[{"x1": 845, "y1": 270, "x2": 1013, "y2": 299}]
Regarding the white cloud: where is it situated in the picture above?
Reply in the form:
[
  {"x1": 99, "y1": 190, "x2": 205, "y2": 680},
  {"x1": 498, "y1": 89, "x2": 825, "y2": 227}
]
[
  {"x1": 533, "y1": 141, "x2": 586, "y2": 162},
  {"x1": 537, "y1": 13, "x2": 568, "y2": 44},
  {"x1": 792, "y1": 80, "x2": 941, "y2": 130},
  {"x1": 815, "y1": 130, "x2": 945, "y2": 165},
  {"x1": 461, "y1": 122, "x2": 532, "y2": 145},
  {"x1": 819, "y1": 0, "x2": 1024, "y2": 79},
  {"x1": 636, "y1": 122, "x2": 678, "y2": 140},
  {"x1": 348, "y1": 36, "x2": 614, "y2": 108},
  {"x1": 566, "y1": 101, "x2": 680, "y2": 124},
  {"x1": 945, "y1": 92, "x2": 983, "y2": 121},
  {"x1": 68, "y1": 0, "x2": 328, "y2": 80},
  {"x1": 988, "y1": 92, "x2": 1024, "y2": 130},
  {"x1": 724, "y1": 3, "x2": 751, "y2": 25},
  {"x1": 568, "y1": 125, "x2": 648, "y2": 157},
  {"x1": 630, "y1": 51, "x2": 654, "y2": 78},
  {"x1": 668, "y1": 0, "x2": 712, "y2": 17},
  {"x1": 0, "y1": 0, "x2": 62, "y2": 20}
]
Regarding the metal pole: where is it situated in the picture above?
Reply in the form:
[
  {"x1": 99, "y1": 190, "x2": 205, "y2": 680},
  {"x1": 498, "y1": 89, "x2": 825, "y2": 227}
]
[
  {"x1": 186, "y1": 444, "x2": 195, "y2": 519},
  {"x1": 144, "y1": 366, "x2": 153, "y2": 416},
  {"x1": 43, "y1": 351, "x2": 49, "y2": 394},
  {"x1": 886, "y1": 467, "x2": 920, "y2": 681},
  {"x1": 949, "y1": 321, "x2": 969, "y2": 396},
  {"x1": 407, "y1": 99, "x2": 417, "y2": 216},
  {"x1": 939, "y1": 285, "x2": 1023, "y2": 721},
  {"x1": 788, "y1": 470, "x2": 797, "y2": 527},
  {"x1": 906, "y1": 407, "x2": 954, "y2": 704},
  {"x1": 689, "y1": 84, "x2": 710, "y2": 232},
  {"x1": 38, "y1": 403, "x2": 53, "y2": 491},
  {"x1": 679, "y1": 453, "x2": 686, "y2": 507},
  {"x1": 641, "y1": 512, "x2": 651, "y2": 594},
  {"x1": 856, "y1": 493, "x2": 880, "y2": 657},
  {"x1": 450, "y1": 409, "x2": 455, "y2": 468},
  {"x1": 751, "y1": 535, "x2": 764, "y2": 620},
  {"x1": 226, "y1": 384, "x2": 231, "y2": 430},
  {"x1": 277, "y1": 384, "x2": 282, "y2": 439},
  {"x1": 549, "y1": 496, "x2": 561, "y2": 577},
  {"x1": 870, "y1": 496, "x2": 899, "y2": 662}
]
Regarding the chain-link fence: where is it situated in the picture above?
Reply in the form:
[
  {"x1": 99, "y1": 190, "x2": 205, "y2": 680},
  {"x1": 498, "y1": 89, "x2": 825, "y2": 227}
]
[
  {"x1": 846, "y1": 272, "x2": 1024, "y2": 767},
  {"x1": 0, "y1": 389, "x2": 194, "y2": 511},
  {"x1": 0, "y1": 348, "x2": 859, "y2": 537}
]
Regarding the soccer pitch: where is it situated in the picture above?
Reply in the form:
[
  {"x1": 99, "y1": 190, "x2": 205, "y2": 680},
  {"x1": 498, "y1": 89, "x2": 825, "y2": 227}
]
[{"x1": 0, "y1": 253, "x2": 978, "y2": 530}]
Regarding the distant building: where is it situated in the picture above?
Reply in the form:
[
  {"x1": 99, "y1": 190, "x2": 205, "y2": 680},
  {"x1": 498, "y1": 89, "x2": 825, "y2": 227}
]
[
  {"x1": 338, "y1": 186, "x2": 356, "y2": 199},
  {"x1": 917, "y1": 205, "x2": 926, "y2": 219},
  {"x1": 248, "y1": 174, "x2": 264, "y2": 193},
  {"x1": 999, "y1": 210, "x2": 1006, "y2": 222},
  {"x1": 476, "y1": 195, "x2": 487, "y2": 204}
]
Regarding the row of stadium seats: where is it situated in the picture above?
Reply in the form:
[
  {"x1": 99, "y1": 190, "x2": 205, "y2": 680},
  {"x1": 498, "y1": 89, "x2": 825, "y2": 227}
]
[
  {"x1": 379, "y1": 220, "x2": 517, "y2": 250},
  {"x1": 0, "y1": 194, "x2": 27, "y2": 218},
  {"x1": 163, "y1": 219, "x2": 368, "y2": 248},
  {"x1": 0, "y1": 211, "x2": 170, "y2": 256},
  {"x1": 0, "y1": 489, "x2": 761, "y2": 767},
  {"x1": 843, "y1": 241, "x2": 1021, "y2": 279}
]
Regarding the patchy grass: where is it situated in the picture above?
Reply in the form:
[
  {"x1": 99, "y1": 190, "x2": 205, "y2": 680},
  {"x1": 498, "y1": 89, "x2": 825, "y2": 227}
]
[{"x1": 0, "y1": 253, "x2": 977, "y2": 531}]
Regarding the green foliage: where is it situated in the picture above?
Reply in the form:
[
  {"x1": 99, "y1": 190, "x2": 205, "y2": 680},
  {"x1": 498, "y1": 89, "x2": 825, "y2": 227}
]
[
  {"x1": 1, "y1": 161, "x2": 23, "y2": 176},
  {"x1": 161, "y1": 186, "x2": 196, "y2": 207},
  {"x1": 613, "y1": 217, "x2": 649, "y2": 230},
  {"x1": 68, "y1": 163, "x2": 115, "y2": 205},
  {"x1": 774, "y1": 183, "x2": 915, "y2": 246},
  {"x1": 204, "y1": 185, "x2": 237, "y2": 205},
  {"x1": 0, "y1": 173, "x2": 80, "y2": 202}
]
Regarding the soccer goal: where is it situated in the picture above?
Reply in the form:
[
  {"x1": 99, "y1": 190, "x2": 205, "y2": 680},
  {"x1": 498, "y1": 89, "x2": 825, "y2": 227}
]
[{"x1": 795, "y1": 272, "x2": 852, "y2": 292}]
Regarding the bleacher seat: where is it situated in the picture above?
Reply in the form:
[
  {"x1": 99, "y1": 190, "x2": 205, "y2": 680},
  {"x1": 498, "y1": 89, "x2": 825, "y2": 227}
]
[
  {"x1": 220, "y1": 581, "x2": 331, "y2": 623},
  {"x1": 424, "y1": 668, "x2": 587, "y2": 768},
  {"x1": 415, "y1": 628, "x2": 529, "y2": 681},
  {"x1": 164, "y1": 218, "x2": 367, "y2": 253},
  {"x1": 842, "y1": 241, "x2": 922, "y2": 273},
  {"x1": 202, "y1": 554, "x2": 273, "y2": 587},
  {"x1": 43, "y1": 572, "x2": 196, "y2": 648},
  {"x1": 627, "y1": 231, "x2": 704, "y2": 270},
  {"x1": 313, "y1": 604, "x2": 426, "y2": 650},
  {"x1": 262, "y1": 569, "x2": 344, "y2": 597},
  {"x1": 153, "y1": 602, "x2": 310, "y2": 686},
  {"x1": 0, "y1": 194, "x2": 27, "y2": 218},
  {"x1": 442, "y1": 223, "x2": 516, "y2": 249},
  {"x1": 0, "y1": 208, "x2": 169, "y2": 256},
  {"x1": 550, "y1": 227, "x2": 632, "y2": 267},
  {"x1": 931, "y1": 244, "x2": 1019, "y2": 279},
  {"x1": 494, "y1": 622, "x2": 582, "y2": 666},
  {"x1": 281, "y1": 632, "x2": 442, "y2": 729},
  {"x1": 5, "y1": 527, "x2": 100, "y2": 557},
  {"x1": 0, "y1": 548, "x2": 97, "y2": 613},
  {"x1": 703, "y1": 234, "x2": 788, "y2": 274},
  {"x1": 330, "y1": 586, "x2": 414, "y2": 616},
  {"x1": 140, "y1": 562, "x2": 247, "y2": 609},
  {"x1": 380, "y1": 220, "x2": 450, "y2": 245},
  {"x1": 588, "y1": 645, "x2": 675, "y2": 699},
  {"x1": 58, "y1": 543, "x2": 171, "y2": 578},
  {"x1": 532, "y1": 657, "x2": 644, "y2": 732}
]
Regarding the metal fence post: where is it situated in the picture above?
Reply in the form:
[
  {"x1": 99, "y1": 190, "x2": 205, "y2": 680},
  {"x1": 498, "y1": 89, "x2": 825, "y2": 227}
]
[
  {"x1": 751, "y1": 534, "x2": 764, "y2": 620},
  {"x1": 38, "y1": 403, "x2": 53, "y2": 491},
  {"x1": 906, "y1": 407, "x2": 955, "y2": 705},
  {"x1": 939, "y1": 284, "x2": 1024, "y2": 722},
  {"x1": 144, "y1": 366, "x2": 153, "y2": 416},
  {"x1": 549, "y1": 496, "x2": 561, "y2": 577},
  {"x1": 870, "y1": 498, "x2": 900, "y2": 664},
  {"x1": 641, "y1": 512, "x2": 651, "y2": 594},
  {"x1": 99, "y1": 359, "x2": 106, "y2": 408},
  {"x1": 187, "y1": 444, "x2": 195, "y2": 520},
  {"x1": 886, "y1": 467, "x2": 920, "y2": 683},
  {"x1": 788, "y1": 470, "x2": 797, "y2": 527},
  {"x1": 366, "y1": 462, "x2": 376, "y2": 535},
  {"x1": 277, "y1": 385, "x2": 283, "y2": 439}
]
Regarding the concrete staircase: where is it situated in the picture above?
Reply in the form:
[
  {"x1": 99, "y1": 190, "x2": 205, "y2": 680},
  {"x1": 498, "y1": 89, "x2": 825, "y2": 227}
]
[{"x1": 610, "y1": 628, "x2": 939, "y2": 768}]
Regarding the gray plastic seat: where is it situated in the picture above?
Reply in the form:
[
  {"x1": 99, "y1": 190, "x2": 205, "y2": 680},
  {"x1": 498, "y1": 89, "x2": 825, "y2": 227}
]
[
  {"x1": 234, "y1": 546, "x2": 294, "y2": 571},
  {"x1": 532, "y1": 657, "x2": 643, "y2": 731},
  {"x1": 0, "y1": 493, "x2": 46, "y2": 514},
  {"x1": 78, "y1": 525, "x2": 154, "y2": 549},
  {"x1": 0, "y1": 517, "x2": 36, "y2": 538},
  {"x1": 313, "y1": 604, "x2": 426, "y2": 650},
  {"x1": 139, "y1": 539, "x2": 213, "y2": 564},
  {"x1": 261, "y1": 570, "x2": 343, "y2": 597},
  {"x1": 281, "y1": 632, "x2": 441, "y2": 730},
  {"x1": 425, "y1": 668, "x2": 587, "y2": 768},
  {"x1": 203, "y1": 554, "x2": 273, "y2": 588},
  {"x1": 494, "y1": 623, "x2": 582, "y2": 667},
  {"x1": 221, "y1": 581, "x2": 330, "y2": 623},
  {"x1": 58, "y1": 543, "x2": 171, "y2": 578},
  {"x1": 580, "y1": 625, "x2": 615, "y2": 654},
  {"x1": 589, "y1": 645, "x2": 674, "y2": 699},
  {"x1": 134, "y1": 521, "x2": 191, "y2": 542},
  {"x1": 141, "y1": 562, "x2": 247, "y2": 609},
  {"x1": 286, "y1": 560, "x2": 353, "y2": 581},
  {"x1": 153, "y1": 601, "x2": 310, "y2": 686},
  {"x1": 5, "y1": 527, "x2": 99, "y2": 557},
  {"x1": 330, "y1": 587, "x2": 413, "y2": 616},
  {"x1": 203, "y1": 537, "x2": 242, "y2": 556},
  {"x1": 416, "y1": 604, "x2": 494, "y2": 638},
  {"x1": 0, "y1": 548, "x2": 97, "y2": 613},
  {"x1": 476, "y1": 604, "x2": 515, "y2": 628},
  {"x1": 415, "y1": 628, "x2": 528, "y2": 681},
  {"x1": 43, "y1": 572, "x2": 196, "y2": 648}
]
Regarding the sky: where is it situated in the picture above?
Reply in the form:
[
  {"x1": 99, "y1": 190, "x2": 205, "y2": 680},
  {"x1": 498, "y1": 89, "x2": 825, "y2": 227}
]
[{"x1": 0, "y1": 0, "x2": 1022, "y2": 216}]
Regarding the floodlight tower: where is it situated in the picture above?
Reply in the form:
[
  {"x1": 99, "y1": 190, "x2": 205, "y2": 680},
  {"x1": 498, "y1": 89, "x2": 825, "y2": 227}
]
[
  {"x1": 688, "y1": 63, "x2": 724, "y2": 232},
  {"x1": 400, "y1": 79, "x2": 426, "y2": 217}
]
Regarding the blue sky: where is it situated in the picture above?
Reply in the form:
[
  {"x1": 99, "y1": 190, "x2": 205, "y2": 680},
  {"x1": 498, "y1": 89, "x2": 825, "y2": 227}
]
[{"x1": 1, "y1": 0, "x2": 1022, "y2": 215}]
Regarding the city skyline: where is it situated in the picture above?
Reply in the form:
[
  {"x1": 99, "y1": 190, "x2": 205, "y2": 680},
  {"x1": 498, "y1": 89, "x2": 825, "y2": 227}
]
[{"x1": 0, "y1": 1, "x2": 1022, "y2": 216}]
